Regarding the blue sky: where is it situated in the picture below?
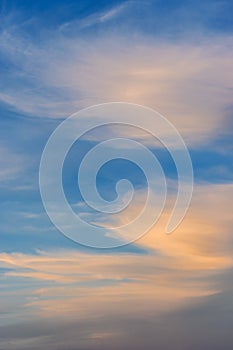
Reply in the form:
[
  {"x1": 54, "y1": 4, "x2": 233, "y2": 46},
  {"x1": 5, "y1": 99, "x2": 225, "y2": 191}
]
[{"x1": 0, "y1": 0, "x2": 233, "y2": 349}]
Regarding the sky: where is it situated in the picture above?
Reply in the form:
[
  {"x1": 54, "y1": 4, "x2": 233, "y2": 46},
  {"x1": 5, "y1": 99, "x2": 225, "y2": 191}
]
[{"x1": 0, "y1": 0, "x2": 233, "y2": 349}]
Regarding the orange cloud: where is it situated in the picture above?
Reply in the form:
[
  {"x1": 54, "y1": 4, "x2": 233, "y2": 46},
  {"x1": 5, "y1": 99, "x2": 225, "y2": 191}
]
[{"x1": 0, "y1": 184, "x2": 232, "y2": 320}]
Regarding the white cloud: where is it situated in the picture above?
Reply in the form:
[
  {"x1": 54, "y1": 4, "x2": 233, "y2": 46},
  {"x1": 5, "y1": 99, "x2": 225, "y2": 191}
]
[{"x1": 60, "y1": 2, "x2": 130, "y2": 31}]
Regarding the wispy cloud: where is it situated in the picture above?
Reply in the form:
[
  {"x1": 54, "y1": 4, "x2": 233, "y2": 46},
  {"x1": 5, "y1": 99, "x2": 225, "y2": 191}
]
[
  {"x1": 0, "y1": 10, "x2": 232, "y2": 147},
  {"x1": 60, "y1": 2, "x2": 130, "y2": 31},
  {"x1": 0, "y1": 145, "x2": 27, "y2": 182}
]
